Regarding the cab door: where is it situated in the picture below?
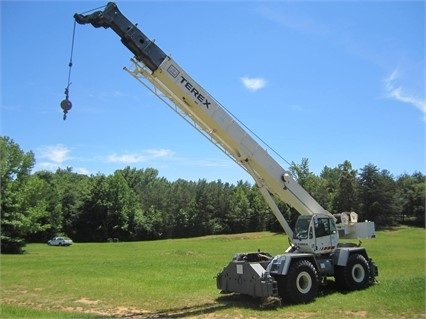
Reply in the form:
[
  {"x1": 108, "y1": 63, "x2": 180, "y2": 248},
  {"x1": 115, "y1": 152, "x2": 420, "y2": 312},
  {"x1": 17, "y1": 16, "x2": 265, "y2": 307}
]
[{"x1": 314, "y1": 217, "x2": 337, "y2": 254}]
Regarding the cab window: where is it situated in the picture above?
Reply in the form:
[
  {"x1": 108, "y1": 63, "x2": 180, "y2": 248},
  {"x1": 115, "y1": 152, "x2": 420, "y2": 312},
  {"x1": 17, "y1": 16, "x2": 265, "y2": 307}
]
[
  {"x1": 315, "y1": 218, "x2": 330, "y2": 237},
  {"x1": 294, "y1": 217, "x2": 310, "y2": 239}
]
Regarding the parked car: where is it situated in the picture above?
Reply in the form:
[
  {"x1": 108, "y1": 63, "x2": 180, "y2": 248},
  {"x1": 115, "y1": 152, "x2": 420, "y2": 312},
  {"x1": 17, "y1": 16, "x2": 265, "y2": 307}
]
[{"x1": 47, "y1": 237, "x2": 73, "y2": 246}]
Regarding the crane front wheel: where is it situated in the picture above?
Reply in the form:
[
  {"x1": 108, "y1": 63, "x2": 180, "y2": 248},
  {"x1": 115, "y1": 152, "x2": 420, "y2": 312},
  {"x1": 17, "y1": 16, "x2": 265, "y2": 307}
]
[{"x1": 279, "y1": 259, "x2": 319, "y2": 304}]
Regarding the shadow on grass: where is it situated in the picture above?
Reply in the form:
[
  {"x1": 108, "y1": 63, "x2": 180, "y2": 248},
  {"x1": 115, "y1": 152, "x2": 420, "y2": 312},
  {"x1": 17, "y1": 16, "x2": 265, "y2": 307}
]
[
  {"x1": 216, "y1": 280, "x2": 349, "y2": 308},
  {"x1": 216, "y1": 293, "x2": 282, "y2": 310},
  {"x1": 120, "y1": 302, "x2": 228, "y2": 318},
  {"x1": 317, "y1": 279, "x2": 342, "y2": 299},
  {"x1": 119, "y1": 281, "x2": 370, "y2": 318}
]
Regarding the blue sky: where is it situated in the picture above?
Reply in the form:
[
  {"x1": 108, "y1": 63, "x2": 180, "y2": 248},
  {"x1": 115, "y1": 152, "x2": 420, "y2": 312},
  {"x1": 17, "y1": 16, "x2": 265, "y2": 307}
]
[{"x1": 1, "y1": 1, "x2": 425, "y2": 184}]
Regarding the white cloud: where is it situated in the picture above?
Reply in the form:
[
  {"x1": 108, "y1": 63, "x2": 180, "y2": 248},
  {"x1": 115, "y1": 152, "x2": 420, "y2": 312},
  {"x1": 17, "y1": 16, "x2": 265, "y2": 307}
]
[
  {"x1": 107, "y1": 149, "x2": 175, "y2": 164},
  {"x1": 107, "y1": 153, "x2": 145, "y2": 164},
  {"x1": 146, "y1": 149, "x2": 175, "y2": 158},
  {"x1": 190, "y1": 158, "x2": 231, "y2": 168},
  {"x1": 289, "y1": 104, "x2": 305, "y2": 112},
  {"x1": 38, "y1": 144, "x2": 71, "y2": 164},
  {"x1": 75, "y1": 167, "x2": 90, "y2": 175},
  {"x1": 1, "y1": 103, "x2": 21, "y2": 111},
  {"x1": 384, "y1": 69, "x2": 426, "y2": 119},
  {"x1": 35, "y1": 162, "x2": 90, "y2": 175},
  {"x1": 37, "y1": 162, "x2": 62, "y2": 171},
  {"x1": 88, "y1": 90, "x2": 128, "y2": 100},
  {"x1": 241, "y1": 77, "x2": 267, "y2": 91},
  {"x1": 257, "y1": 5, "x2": 328, "y2": 36}
]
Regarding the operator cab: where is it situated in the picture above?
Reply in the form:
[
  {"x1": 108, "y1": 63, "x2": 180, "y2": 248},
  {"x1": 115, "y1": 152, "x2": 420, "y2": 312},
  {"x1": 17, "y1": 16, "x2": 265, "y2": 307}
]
[{"x1": 293, "y1": 214, "x2": 338, "y2": 255}]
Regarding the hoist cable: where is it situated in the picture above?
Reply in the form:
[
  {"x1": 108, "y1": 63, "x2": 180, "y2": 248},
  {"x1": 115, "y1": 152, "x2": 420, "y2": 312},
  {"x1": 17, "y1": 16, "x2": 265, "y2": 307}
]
[
  {"x1": 211, "y1": 95, "x2": 293, "y2": 169},
  {"x1": 81, "y1": 5, "x2": 106, "y2": 14},
  {"x1": 60, "y1": 20, "x2": 77, "y2": 120},
  {"x1": 65, "y1": 4, "x2": 107, "y2": 92},
  {"x1": 61, "y1": 4, "x2": 107, "y2": 120},
  {"x1": 65, "y1": 4, "x2": 107, "y2": 90},
  {"x1": 66, "y1": 20, "x2": 76, "y2": 94}
]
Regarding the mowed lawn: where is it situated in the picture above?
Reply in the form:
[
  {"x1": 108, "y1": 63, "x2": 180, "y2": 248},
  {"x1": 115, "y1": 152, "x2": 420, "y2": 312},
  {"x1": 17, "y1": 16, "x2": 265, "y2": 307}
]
[{"x1": 1, "y1": 227, "x2": 425, "y2": 318}]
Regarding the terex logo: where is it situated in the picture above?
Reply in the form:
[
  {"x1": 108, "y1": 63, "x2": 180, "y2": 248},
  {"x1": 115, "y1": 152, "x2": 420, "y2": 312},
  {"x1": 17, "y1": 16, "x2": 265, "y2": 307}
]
[{"x1": 180, "y1": 76, "x2": 211, "y2": 109}]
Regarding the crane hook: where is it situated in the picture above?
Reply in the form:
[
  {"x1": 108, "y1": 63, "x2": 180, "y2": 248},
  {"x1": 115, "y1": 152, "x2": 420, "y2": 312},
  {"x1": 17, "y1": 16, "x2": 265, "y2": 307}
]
[{"x1": 61, "y1": 86, "x2": 72, "y2": 120}]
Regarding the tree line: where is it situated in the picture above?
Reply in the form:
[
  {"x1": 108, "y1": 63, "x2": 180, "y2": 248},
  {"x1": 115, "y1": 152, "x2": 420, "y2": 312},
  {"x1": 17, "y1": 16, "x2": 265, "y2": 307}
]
[{"x1": 1, "y1": 136, "x2": 424, "y2": 253}]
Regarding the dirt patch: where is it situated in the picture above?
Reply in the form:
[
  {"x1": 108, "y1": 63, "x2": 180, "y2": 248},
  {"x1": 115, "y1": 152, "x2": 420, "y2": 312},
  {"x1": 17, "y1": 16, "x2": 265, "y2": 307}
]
[
  {"x1": 71, "y1": 298, "x2": 152, "y2": 317},
  {"x1": 76, "y1": 297, "x2": 100, "y2": 305},
  {"x1": 343, "y1": 310, "x2": 368, "y2": 317},
  {"x1": 203, "y1": 232, "x2": 267, "y2": 241}
]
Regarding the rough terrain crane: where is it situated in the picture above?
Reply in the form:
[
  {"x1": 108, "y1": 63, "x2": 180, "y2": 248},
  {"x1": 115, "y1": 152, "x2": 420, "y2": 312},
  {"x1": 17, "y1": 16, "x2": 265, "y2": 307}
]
[{"x1": 72, "y1": 2, "x2": 378, "y2": 305}]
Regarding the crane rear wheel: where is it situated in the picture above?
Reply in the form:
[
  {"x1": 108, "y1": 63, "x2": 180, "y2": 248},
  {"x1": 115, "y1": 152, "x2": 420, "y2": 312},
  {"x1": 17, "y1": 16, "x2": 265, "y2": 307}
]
[{"x1": 335, "y1": 253, "x2": 370, "y2": 291}]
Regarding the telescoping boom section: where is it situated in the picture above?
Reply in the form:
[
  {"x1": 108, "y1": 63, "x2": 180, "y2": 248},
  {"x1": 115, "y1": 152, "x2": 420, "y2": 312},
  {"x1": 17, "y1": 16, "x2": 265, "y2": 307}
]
[{"x1": 74, "y1": 2, "x2": 378, "y2": 305}]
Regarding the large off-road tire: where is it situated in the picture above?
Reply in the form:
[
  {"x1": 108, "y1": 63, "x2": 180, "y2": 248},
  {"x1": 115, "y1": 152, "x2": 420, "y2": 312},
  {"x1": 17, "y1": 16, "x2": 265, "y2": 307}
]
[
  {"x1": 335, "y1": 253, "x2": 370, "y2": 291},
  {"x1": 278, "y1": 259, "x2": 319, "y2": 304}
]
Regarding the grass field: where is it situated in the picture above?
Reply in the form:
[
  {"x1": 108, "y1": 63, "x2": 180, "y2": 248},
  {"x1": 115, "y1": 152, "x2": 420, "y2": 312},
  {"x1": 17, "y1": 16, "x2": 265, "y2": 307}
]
[{"x1": 1, "y1": 226, "x2": 425, "y2": 318}]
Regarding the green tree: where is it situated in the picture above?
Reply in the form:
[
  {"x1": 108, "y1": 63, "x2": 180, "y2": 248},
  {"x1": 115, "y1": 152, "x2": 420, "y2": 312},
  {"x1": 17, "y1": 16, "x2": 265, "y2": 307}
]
[
  {"x1": 32, "y1": 170, "x2": 62, "y2": 240},
  {"x1": 0, "y1": 136, "x2": 44, "y2": 253},
  {"x1": 395, "y1": 172, "x2": 425, "y2": 226},
  {"x1": 320, "y1": 165, "x2": 340, "y2": 212},
  {"x1": 290, "y1": 158, "x2": 329, "y2": 208},
  {"x1": 21, "y1": 174, "x2": 55, "y2": 242},
  {"x1": 71, "y1": 174, "x2": 103, "y2": 241},
  {"x1": 227, "y1": 181, "x2": 251, "y2": 233},
  {"x1": 357, "y1": 164, "x2": 398, "y2": 228},
  {"x1": 204, "y1": 180, "x2": 232, "y2": 235},
  {"x1": 246, "y1": 183, "x2": 271, "y2": 232},
  {"x1": 75, "y1": 172, "x2": 140, "y2": 241},
  {"x1": 288, "y1": 158, "x2": 330, "y2": 224},
  {"x1": 169, "y1": 179, "x2": 197, "y2": 237},
  {"x1": 192, "y1": 179, "x2": 214, "y2": 236},
  {"x1": 332, "y1": 160, "x2": 358, "y2": 213},
  {"x1": 55, "y1": 168, "x2": 91, "y2": 239},
  {"x1": 289, "y1": 158, "x2": 312, "y2": 187},
  {"x1": 103, "y1": 171, "x2": 139, "y2": 240}
]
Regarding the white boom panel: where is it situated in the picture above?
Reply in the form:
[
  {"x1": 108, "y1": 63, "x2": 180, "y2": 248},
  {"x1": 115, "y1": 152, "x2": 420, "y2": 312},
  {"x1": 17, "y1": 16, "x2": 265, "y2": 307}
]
[{"x1": 129, "y1": 56, "x2": 331, "y2": 218}]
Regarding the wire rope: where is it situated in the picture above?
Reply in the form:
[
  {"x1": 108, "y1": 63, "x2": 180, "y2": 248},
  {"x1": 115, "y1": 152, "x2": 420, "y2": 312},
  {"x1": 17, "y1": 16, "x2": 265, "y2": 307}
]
[{"x1": 61, "y1": 4, "x2": 107, "y2": 120}]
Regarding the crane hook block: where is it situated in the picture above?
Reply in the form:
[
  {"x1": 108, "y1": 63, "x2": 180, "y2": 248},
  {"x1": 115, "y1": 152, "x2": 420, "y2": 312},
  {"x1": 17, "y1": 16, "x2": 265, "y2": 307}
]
[{"x1": 60, "y1": 99, "x2": 72, "y2": 120}]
